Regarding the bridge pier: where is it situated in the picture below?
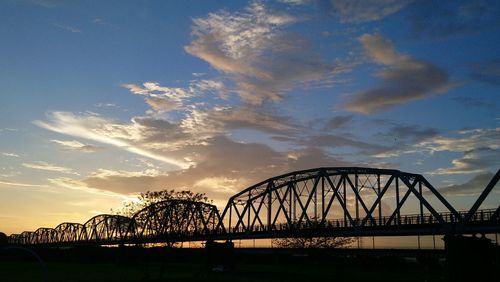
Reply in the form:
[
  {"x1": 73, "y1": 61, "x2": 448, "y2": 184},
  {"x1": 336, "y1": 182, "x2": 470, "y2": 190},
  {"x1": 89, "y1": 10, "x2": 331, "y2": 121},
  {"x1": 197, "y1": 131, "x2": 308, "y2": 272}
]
[
  {"x1": 204, "y1": 240, "x2": 234, "y2": 272},
  {"x1": 444, "y1": 234, "x2": 498, "y2": 282}
]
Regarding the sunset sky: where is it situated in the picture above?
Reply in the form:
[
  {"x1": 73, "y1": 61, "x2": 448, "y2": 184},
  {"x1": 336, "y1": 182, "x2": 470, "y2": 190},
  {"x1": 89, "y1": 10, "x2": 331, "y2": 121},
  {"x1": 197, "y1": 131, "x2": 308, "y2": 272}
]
[{"x1": 1, "y1": 0, "x2": 499, "y2": 235}]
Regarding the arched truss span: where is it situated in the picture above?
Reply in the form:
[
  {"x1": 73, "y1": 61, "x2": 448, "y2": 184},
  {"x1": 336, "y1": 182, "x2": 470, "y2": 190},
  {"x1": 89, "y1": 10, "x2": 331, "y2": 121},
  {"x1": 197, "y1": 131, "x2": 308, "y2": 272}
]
[
  {"x1": 54, "y1": 222, "x2": 86, "y2": 242},
  {"x1": 16, "y1": 231, "x2": 34, "y2": 245},
  {"x1": 129, "y1": 199, "x2": 222, "y2": 240},
  {"x1": 219, "y1": 167, "x2": 463, "y2": 234},
  {"x1": 83, "y1": 214, "x2": 134, "y2": 243},
  {"x1": 32, "y1": 228, "x2": 58, "y2": 244},
  {"x1": 7, "y1": 233, "x2": 27, "y2": 245},
  {"x1": 7, "y1": 234, "x2": 20, "y2": 245}
]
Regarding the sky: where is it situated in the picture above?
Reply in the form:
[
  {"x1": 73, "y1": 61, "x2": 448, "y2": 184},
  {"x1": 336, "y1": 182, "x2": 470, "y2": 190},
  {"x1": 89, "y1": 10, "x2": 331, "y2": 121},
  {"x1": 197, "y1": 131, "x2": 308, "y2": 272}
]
[{"x1": 0, "y1": 0, "x2": 499, "y2": 236}]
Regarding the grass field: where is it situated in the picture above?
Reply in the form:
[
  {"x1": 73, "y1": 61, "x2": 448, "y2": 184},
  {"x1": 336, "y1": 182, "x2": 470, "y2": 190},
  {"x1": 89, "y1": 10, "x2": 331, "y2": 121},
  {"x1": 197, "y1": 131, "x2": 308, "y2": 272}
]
[{"x1": 0, "y1": 259, "x2": 445, "y2": 282}]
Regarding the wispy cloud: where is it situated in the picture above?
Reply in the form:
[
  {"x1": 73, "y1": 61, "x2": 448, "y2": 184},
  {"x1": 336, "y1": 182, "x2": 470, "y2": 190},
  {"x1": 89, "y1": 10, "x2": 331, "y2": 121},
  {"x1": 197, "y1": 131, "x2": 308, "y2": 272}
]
[
  {"x1": 278, "y1": 0, "x2": 311, "y2": 5},
  {"x1": 323, "y1": 115, "x2": 353, "y2": 130},
  {"x1": 419, "y1": 128, "x2": 499, "y2": 175},
  {"x1": 123, "y1": 80, "x2": 225, "y2": 113},
  {"x1": 185, "y1": 1, "x2": 343, "y2": 105},
  {"x1": 431, "y1": 148, "x2": 498, "y2": 175},
  {"x1": 51, "y1": 140, "x2": 102, "y2": 153},
  {"x1": 94, "y1": 103, "x2": 118, "y2": 108},
  {"x1": 53, "y1": 23, "x2": 81, "y2": 33},
  {"x1": 327, "y1": 0, "x2": 413, "y2": 23},
  {"x1": 1, "y1": 152, "x2": 20, "y2": 158},
  {"x1": 22, "y1": 161, "x2": 79, "y2": 175},
  {"x1": 47, "y1": 177, "x2": 131, "y2": 199},
  {"x1": 0, "y1": 128, "x2": 19, "y2": 133},
  {"x1": 34, "y1": 112, "x2": 191, "y2": 168},
  {"x1": 80, "y1": 137, "x2": 350, "y2": 203},
  {"x1": 181, "y1": 106, "x2": 297, "y2": 136},
  {"x1": 0, "y1": 180, "x2": 49, "y2": 188},
  {"x1": 91, "y1": 18, "x2": 106, "y2": 25},
  {"x1": 345, "y1": 33, "x2": 452, "y2": 114}
]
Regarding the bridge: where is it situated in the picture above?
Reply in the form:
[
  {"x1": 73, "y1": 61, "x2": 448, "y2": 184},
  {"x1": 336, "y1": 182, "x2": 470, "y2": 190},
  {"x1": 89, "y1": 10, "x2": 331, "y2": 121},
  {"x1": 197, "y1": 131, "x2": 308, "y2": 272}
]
[{"x1": 7, "y1": 167, "x2": 500, "y2": 246}]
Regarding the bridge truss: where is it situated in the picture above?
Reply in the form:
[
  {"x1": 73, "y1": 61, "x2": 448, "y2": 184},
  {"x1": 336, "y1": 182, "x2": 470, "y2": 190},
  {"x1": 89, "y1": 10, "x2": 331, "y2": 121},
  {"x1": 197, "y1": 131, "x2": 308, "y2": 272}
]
[
  {"x1": 219, "y1": 167, "x2": 499, "y2": 239},
  {"x1": 7, "y1": 167, "x2": 500, "y2": 246}
]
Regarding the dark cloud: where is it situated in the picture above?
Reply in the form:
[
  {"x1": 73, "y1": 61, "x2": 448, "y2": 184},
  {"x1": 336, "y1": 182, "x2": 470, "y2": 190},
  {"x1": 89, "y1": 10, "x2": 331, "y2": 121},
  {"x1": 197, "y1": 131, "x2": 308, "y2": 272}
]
[
  {"x1": 299, "y1": 134, "x2": 387, "y2": 154},
  {"x1": 83, "y1": 136, "x2": 350, "y2": 202},
  {"x1": 470, "y1": 58, "x2": 500, "y2": 85},
  {"x1": 183, "y1": 107, "x2": 297, "y2": 136},
  {"x1": 451, "y1": 96, "x2": 491, "y2": 108},
  {"x1": 324, "y1": 115, "x2": 353, "y2": 130},
  {"x1": 438, "y1": 172, "x2": 496, "y2": 196},
  {"x1": 345, "y1": 33, "x2": 452, "y2": 114},
  {"x1": 383, "y1": 125, "x2": 439, "y2": 143},
  {"x1": 408, "y1": 0, "x2": 500, "y2": 39},
  {"x1": 323, "y1": 0, "x2": 412, "y2": 23}
]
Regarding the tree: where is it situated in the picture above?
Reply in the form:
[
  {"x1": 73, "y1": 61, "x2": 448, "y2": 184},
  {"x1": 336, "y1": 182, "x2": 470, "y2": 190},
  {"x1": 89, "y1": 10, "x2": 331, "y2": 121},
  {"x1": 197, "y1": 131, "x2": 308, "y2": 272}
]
[
  {"x1": 114, "y1": 189, "x2": 212, "y2": 217},
  {"x1": 272, "y1": 236, "x2": 354, "y2": 248},
  {"x1": 0, "y1": 232, "x2": 7, "y2": 246}
]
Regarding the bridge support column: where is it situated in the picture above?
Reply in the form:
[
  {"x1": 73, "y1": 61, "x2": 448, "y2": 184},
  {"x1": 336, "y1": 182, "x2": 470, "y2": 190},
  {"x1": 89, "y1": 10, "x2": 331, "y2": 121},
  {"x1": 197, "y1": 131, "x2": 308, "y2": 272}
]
[
  {"x1": 205, "y1": 240, "x2": 234, "y2": 272},
  {"x1": 444, "y1": 234, "x2": 498, "y2": 282}
]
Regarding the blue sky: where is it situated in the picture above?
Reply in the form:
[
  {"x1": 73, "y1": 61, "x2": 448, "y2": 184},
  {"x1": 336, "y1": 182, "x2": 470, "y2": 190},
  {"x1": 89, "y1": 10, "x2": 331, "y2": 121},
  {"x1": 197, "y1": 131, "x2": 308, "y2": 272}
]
[{"x1": 0, "y1": 0, "x2": 499, "y2": 235}]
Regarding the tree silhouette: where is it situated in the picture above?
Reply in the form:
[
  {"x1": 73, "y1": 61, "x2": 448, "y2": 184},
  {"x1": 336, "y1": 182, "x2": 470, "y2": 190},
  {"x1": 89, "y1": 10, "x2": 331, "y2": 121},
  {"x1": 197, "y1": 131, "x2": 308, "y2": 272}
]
[
  {"x1": 114, "y1": 189, "x2": 212, "y2": 217},
  {"x1": 272, "y1": 236, "x2": 354, "y2": 248}
]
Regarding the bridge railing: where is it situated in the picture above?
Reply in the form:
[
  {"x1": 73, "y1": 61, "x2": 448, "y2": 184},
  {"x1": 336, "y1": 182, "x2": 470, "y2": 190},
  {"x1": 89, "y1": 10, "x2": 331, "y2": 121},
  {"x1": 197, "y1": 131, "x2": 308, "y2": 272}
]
[{"x1": 227, "y1": 209, "x2": 498, "y2": 234}]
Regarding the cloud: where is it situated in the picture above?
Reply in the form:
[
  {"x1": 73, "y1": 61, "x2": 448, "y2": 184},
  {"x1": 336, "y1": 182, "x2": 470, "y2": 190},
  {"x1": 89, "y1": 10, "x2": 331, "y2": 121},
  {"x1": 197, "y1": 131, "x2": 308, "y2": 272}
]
[
  {"x1": 372, "y1": 124, "x2": 440, "y2": 157},
  {"x1": 1, "y1": 152, "x2": 20, "y2": 158},
  {"x1": 0, "y1": 180, "x2": 49, "y2": 188},
  {"x1": 123, "y1": 82, "x2": 193, "y2": 112},
  {"x1": 431, "y1": 148, "x2": 499, "y2": 175},
  {"x1": 94, "y1": 103, "x2": 118, "y2": 108},
  {"x1": 181, "y1": 106, "x2": 296, "y2": 136},
  {"x1": 123, "y1": 80, "x2": 225, "y2": 112},
  {"x1": 419, "y1": 128, "x2": 499, "y2": 175},
  {"x1": 185, "y1": 1, "x2": 340, "y2": 105},
  {"x1": 378, "y1": 123, "x2": 439, "y2": 145},
  {"x1": 34, "y1": 112, "x2": 191, "y2": 168},
  {"x1": 194, "y1": 177, "x2": 239, "y2": 194},
  {"x1": 408, "y1": 0, "x2": 500, "y2": 39},
  {"x1": 345, "y1": 33, "x2": 451, "y2": 114},
  {"x1": 80, "y1": 136, "x2": 350, "y2": 205},
  {"x1": 438, "y1": 172, "x2": 496, "y2": 196},
  {"x1": 22, "y1": 161, "x2": 79, "y2": 175},
  {"x1": 279, "y1": 0, "x2": 311, "y2": 5},
  {"x1": 92, "y1": 18, "x2": 106, "y2": 25},
  {"x1": 451, "y1": 96, "x2": 491, "y2": 108},
  {"x1": 47, "y1": 177, "x2": 130, "y2": 199},
  {"x1": 0, "y1": 128, "x2": 18, "y2": 133},
  {"x1": 53, "y1": 23, "x2": 81, "y2": 33},
  {"x1": 298, "y1": 134, "x2": 387, "y2": 154},
  {"x1": 420, "y1": 128, "x2": 499, "y2": 153},
  {"x1": 324, "y1": 115, "x2": 353, "y2": 130},
  {"x1": 327, "y1": 0, "x2": 412, "y2": 23},
  {"x1": 51, "y1": 140, "x2": 102, "y2": 153}
]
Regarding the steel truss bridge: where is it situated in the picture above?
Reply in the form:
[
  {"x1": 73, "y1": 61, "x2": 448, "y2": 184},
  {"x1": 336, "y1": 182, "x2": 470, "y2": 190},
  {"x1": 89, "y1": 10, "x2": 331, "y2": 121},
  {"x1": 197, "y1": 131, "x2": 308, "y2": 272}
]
[{"x1": 7, "y1": 167, "x2": 500, "y2": 246}]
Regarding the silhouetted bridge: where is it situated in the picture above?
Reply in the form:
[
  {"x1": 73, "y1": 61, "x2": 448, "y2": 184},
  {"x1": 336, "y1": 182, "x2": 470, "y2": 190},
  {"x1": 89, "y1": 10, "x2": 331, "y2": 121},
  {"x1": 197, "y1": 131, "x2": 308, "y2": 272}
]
[{"x1": 8, "y1": 167, "x2": 500, "y2": 246}]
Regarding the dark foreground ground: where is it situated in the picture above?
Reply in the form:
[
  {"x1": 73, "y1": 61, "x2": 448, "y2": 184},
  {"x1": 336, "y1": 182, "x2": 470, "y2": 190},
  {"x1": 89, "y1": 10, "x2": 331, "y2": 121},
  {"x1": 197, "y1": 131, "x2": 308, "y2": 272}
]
[{"x1": 0, "y1": 247, "x2": 494, "y2": 282}]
